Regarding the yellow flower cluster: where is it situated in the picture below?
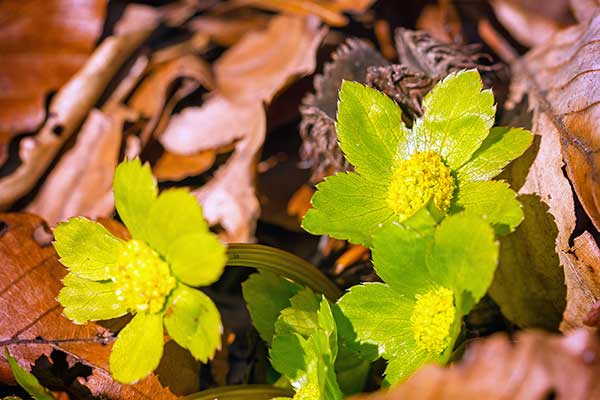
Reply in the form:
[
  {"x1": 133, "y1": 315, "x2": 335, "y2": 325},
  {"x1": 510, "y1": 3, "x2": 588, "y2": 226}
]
[
  {"x1": 386, "y1": 151, "x2": 455, "y2": 221},
  {"x1": 410, "y1": 286, "x2": 455, "y2": 354},
  {"x1": 111, "y1": 240, "x2": 176, "y2": 314}
]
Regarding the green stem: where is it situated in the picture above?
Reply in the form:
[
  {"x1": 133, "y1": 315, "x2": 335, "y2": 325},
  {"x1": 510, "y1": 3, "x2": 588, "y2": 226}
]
[
  {"x1": 181, "y1": 384, "x2": 293, "y2": 400},
  {"x1": 226, "y1": 243, "x2": 342, "y2": 301}
]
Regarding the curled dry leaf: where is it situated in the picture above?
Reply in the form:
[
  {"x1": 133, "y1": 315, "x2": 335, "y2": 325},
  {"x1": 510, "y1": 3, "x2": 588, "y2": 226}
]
[
  {"x1": 0, "y1": 4, "x2": 161, "y2": 210},
  {"x1": 160, "y1": 15, "x2": 326, "y2": 242},
  {"x1": 0, "y1": 0, "x2": 106, "y2": 154},
  {"x1": 353, "y1": 328, "x2": 600, "y2": 400},
  {"x1": 0, "y1": 213, "x2": 178, "y2": 399},
  {"x1": 26, "y1": 53, "x2": 149, "y2": 226}
]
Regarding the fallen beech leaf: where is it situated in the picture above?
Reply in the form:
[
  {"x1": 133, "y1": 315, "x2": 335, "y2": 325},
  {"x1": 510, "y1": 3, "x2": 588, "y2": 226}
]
[
  {"x1": 352, "y1": 328, "x2": 600, "y2": 400},
  {"x1": 161, "y1": 15, "x2": 326, "y2": 242},
  {"x1": 0, "y1": 213, "x2": 178, "y2": 399},
  {"x1": 0, "y1": 4, "x2": 161, "y2": 210},
  {"x1": 491, "y1": 0, "x2": 570, "y2": 47},
  {"x1": 0, "y1": 0, "x2": 106, "y2": 149}
]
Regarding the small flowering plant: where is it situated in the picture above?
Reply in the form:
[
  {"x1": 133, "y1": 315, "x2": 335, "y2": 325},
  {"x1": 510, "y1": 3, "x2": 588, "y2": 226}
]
[
  {"x1": 338, "y1": 211, "x2": 498, "y2": 385},
  {"x1": 54, "y1": 159, "x2": 226, "y2": 383},
  {"x1": 302, "y1": 69, "x2": 533, "y2": 247}
]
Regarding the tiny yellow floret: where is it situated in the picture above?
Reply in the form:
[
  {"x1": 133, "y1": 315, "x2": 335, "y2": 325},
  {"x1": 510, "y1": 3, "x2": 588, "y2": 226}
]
[
  {"x1": 410, "y1": 286, "x2": 455, "y2": 354},
  {"x1": 386, "y1": 151, "x2": 455, "y2": 221},
  {"x1": 111, "y1": 240, "x2": 176, "y2": 314}
]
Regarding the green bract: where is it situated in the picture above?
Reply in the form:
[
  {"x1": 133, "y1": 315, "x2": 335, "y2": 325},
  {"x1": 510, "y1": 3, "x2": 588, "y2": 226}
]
[
  {"x1": 54, "y1": 159, "x2": 226, "y2": 383},
  {"x1": 337, "y1": 212, "x2": 498, "y2": 385},
  {"x1": 302, "y1": 69, "x2": 533, "y2": 247},
  {"x1": 6, "y1": 349, "x2": 55, "y2": 400}
]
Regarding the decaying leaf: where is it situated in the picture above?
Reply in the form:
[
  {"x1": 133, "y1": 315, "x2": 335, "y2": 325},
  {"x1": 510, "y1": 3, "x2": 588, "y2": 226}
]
[
  {"x1": 160, "y1": 15, "x2": 327, "y2": 242},
  {"x1": 491, "y1": 0, "x2": 572, "y2": 47},
  {"x1": 224, "y1": 0, "x2": 376, "y2": 27},
  {"x1": 490, "y1": 8, "x2": 600, "y2": 330},
  {"x1": 0, "y1": 5, "x2": 161, "y2": 210},
  {"x1": 0, "y1": 213, "x2": 180, "y2": 399},
  {"x1": 0, "y1": 0, "x2": 106, "y2": 153},
  {"x1": 352, "y1": 328, "x2": 600, "y2": 400},
  {"x1": 26, "y1": 53, "x2": 149, "y2": 226}
]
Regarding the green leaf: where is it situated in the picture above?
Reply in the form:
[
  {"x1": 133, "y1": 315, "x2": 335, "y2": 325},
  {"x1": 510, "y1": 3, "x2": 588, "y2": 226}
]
[
  {"x1": 337, "y1": 283, "x2": 456, "y2": 386},
  {"x1": 302, "y1": 172, "x2": 394, "y2": 247},
  {"x1": 58, "y1": 273, "x2": 128, "y2": 324},
  {"x1": 274, "y1": 288, "x2": 321, "y2": 338},
  {"x1": 110, "y1": 312, "x2": 164, "y2": 383},
  {"x1": 454, "y1": 180, "x2": 524, "y2": 235},
  {"x1": 270, "y1": 296, "x2": 343, "y2": 400},
  {"x1": 457, "y1": 127, "x2": 533, "y2": 182},
  {"x1": 337, "y1": 283, "x2": 414, "y2": 360},
  {"x1": 413, "y1": 69, "x2": 495, "y2": 169},
  {"x1": 431, "y1": 213, "x2": 498, "y2": 314},
  {"x1": 113, "y1": 158, "x2": 157, "y2": 241},
  {"x1": 53, "y1": 217, "x2": 123, "y2": 281},
  {"x1": 372, "y1": 222, "x2": 435, "y2": 297},
  {"x1": 5, "y1": 349, "x2": 55, "y2": 400},
  {"x1": 167, "y1": 232, "x2": 226, "y2": 287},
  {"x1": 336, "y1": 81, "x2": 412, "y2": 182},
  {"x1": 164, "y1": 285, "x2": 222, "y2": 363},
  {"x1": 147, "y1": 189, "x2": 209, "y2": 256},
  {"x1": 242, "y1": 271, "x2": 302, "y2": 344}
]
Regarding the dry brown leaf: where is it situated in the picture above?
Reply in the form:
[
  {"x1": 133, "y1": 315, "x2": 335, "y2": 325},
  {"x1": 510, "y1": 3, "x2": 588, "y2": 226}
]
[
  {"x1": 26, "y1": 109, "x2": 125, "y2": 226},
  {"x1": 0, "y1": 213, "x2": 178, "y2": 399},
  {"x1": 511, "y1": 9, "x2": 600, "y2": 329},
  {"x1": 224, "y1": 0, "x2": 375, "y2": 27},
  {"x1": 154, "y1": 150, "x2": 217, "y2": 182},
  {"x1": 25, "y1": 53, "x2": 149, "y2": 226},
  {"x1": 160, "y1": 15, "x2": 326, "y2": 242},
  {"x1": 188, "y1": 12, "x2": 271, "y2": 47},
  {"x1": 0, "y1": 0, "x2": 106, "y2": 149},
  {"x1": 353, "y1": 329, "x2": 600, "y2": 400},
  {"x1": 0, "y1": 4, "x2": 161, "y2": 210},
  {"x1": 416, "y1": 1, "x2": 463, "y2": 43},
  {"x1": 491, "y1": 0, "x2": 571, "y2": 47},
  {"x1": 129, "y1": 54, "x2": 214, "y2": 145}
]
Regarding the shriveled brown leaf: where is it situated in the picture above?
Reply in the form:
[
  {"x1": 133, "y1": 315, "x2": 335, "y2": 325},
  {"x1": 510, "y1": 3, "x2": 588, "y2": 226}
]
[
  {"x1": 0, "y1": 5, "x2": 161, "y2": 210},
  {"x1": 26, "y1": 109, "x2": 125, "y2": 226},
  {"x1": 0, "y1": 0, "x2": 106, "y2": 149},
  {"x1": 491, "y1": 0, "x2": 571, "y2": 47},
  {"x1": 353, "y1": 329, "x2": 600, "y2": 400},
  {"x1": 0, "y1": 213, "x2": 178, "y2": 399},
  {"x1": 26, "y1": 53, "x2": 149, "y2": 226},
  {"x1": 129, "y1": 54, "x2": 214, "y2": 145},
  {"x1": 160, "y1": 15, "x2": 326, "y2": 242}
]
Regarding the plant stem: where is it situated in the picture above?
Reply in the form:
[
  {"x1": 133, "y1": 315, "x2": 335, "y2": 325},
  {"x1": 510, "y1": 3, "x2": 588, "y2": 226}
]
[
  {"x1": 181, "y1": 384, "x2": 293, "y2": 400},
  {"x1": 226, "y1": 243, "x2": 342, "y2": 301}
]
